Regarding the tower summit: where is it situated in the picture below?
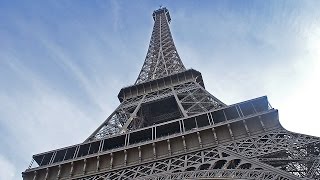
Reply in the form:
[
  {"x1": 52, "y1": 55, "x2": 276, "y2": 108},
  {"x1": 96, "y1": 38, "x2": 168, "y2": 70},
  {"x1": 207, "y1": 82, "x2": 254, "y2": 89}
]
[
  {"x1": 23, "y1": 7, "x2": 320, "y2": 180},
  {"x1": 135, "y1": 7, "x2": 185, "y2": 84},
  {"x1": 85, "y1": 7, "x2": 224, "y2": 141}
]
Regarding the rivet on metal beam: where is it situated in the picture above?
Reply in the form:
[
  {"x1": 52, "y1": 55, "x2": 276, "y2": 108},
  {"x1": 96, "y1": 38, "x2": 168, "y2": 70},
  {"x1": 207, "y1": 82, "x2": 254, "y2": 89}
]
[
  {"x1": 167, "y1": 139, "x2": 171, "y2": 155},
  {"x1": 152, "y1": 143, "x2": 157, "y2": 159},
  {"x1": 69, "y1": 162, "x2": 74, "y2": 177},
  {"x1": 138, "y1": 146, "x2": 142, "y2": 163},
  {"x1": 83, "y1": 159, "x2": 87, "y2": 174},
  {"x1": 197, "y1": 132, "x2": 203, "y2": 148},
  {"x1": 32, "y1": 171, "x2": 37, "y2": 180},
  {"x1": 96, "y1": 156, "x2": 100, "y2": 172},
  {"x1": 110, "y1": 153, "x2": 113, "y2": 170},
  {"x1": 182, "y1": 136, "x2": 187, "y2": 152}
]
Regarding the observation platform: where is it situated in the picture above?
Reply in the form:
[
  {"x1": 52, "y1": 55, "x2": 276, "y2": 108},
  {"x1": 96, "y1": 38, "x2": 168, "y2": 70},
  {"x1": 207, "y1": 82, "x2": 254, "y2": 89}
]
[
  {"x1": 22, "y1": 96, "x2": 282, "y2": 180},
  {"x1": 118, "y1": 69, "x2": 204, "y2": 102}
]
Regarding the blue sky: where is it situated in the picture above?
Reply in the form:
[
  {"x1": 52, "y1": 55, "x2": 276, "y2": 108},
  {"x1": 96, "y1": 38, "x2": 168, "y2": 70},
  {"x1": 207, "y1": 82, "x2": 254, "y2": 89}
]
[{"x1": 1, "y1": 1, "x2": 320, "y2": 179}]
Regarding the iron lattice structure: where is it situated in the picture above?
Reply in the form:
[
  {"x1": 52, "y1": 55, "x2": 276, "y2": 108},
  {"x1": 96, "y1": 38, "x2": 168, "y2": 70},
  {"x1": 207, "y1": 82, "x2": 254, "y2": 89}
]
[
  {"x1": 135, "y1": 8, "x2": 186, "y2": 84},
  {"x1": 23, "y1": 7, "x2": 320, "y2": 180}
]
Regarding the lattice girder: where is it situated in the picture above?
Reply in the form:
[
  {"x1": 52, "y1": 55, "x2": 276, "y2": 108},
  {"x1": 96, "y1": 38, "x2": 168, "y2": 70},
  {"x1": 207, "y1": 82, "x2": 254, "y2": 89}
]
[
  {"x1": 221, "y1": 129, "x2": 320, "y2": 179},
  {"x1": 76, "y1": 146, "x2": 299, "y2": 180},
  {"x1": 77, "y1": 129, "x2": 320, "y2": 180},
  {"x1": 87, "y1": 79, "x2": 224, "y2": 141},
  {"x1": 135, "y1": 8, "x2": 185, "y2": 84},
  {"x1": 23, "y1": 105, "x2": 320, "y2": 179},
  {"x1": 23, "y1": 7, "x2": 320, "y2": 180}
]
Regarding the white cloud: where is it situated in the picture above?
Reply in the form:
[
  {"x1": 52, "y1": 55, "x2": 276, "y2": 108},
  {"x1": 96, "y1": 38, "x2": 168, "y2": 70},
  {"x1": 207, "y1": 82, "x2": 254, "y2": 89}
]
[
  {"x1": 0, "y1": 57, "x2": 106, "y2": 178},
  {"x1": 174, "y1": 3, "x2": 320, "y2": 137},
  {"x1": 1, "y1": 2, "x2": 320, "y2": 178},
  {"x1": 277, "y1": 25, "x2": 320, "y2": 136},
  {"x1": 0, "y1": 155, "x2": 15, "y2": 180}
]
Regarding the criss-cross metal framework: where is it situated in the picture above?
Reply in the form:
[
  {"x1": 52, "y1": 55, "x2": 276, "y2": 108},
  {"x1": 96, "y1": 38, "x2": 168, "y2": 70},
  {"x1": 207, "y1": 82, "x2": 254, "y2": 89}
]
[
  {"x1": 135, "y1": 8, "x2": 185, "y2": 84},
  {"x1": 76, "y1": 129, "x2": 320, "y2": 180},
  {"x1": 22, "y1": 7, "x2": 320, "y2": 180},
  {"x1": 87, "y1": 74, "x2": 225, "y2": 141}
]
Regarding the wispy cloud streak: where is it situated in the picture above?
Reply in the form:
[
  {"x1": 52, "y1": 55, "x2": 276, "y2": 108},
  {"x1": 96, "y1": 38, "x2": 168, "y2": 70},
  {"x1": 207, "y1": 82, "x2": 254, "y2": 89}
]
[{"x1": 0, "y1": 1, "x2": 319, "y2": 179}]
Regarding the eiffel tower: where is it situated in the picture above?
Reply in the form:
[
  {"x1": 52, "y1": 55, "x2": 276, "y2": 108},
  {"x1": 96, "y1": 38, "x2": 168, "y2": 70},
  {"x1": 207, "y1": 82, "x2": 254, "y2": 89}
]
[{"x1": 23, "y1": 7, "x2": 320, "y2": 180}]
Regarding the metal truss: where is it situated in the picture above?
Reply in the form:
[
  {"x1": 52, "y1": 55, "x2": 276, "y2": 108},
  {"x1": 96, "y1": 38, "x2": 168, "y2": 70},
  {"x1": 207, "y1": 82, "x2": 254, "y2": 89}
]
[
  {"x1": 22, "y1": 7, "x2": 320, "y2": 180},
  {"x1": 86, "y1": 8, "x2": 225, "y2": 141},
  {"x1": 86, "y1": 80, "x2": 225, "y2": 141},
  {"x1": 174, "y1": 82, "x2": 225, "y2": 116},
  {"x1": 220, "y1": 129, "x2": 320, "y2": 179},
  {"x1": 76, "y1": 141, "x2": 300, "y2": 180},
  {"x1": 78, "y1": 128, "x2": 320, "y2": 180},
  {"x1": 135, "y1": 8, "x2": 185, "y2": 84},
  {"x1": 222, "y1": 129, "x2": 320, "y2": 158},
  {"x1": 139, "y1": 170, "x2": 291, "y2": 180}
]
